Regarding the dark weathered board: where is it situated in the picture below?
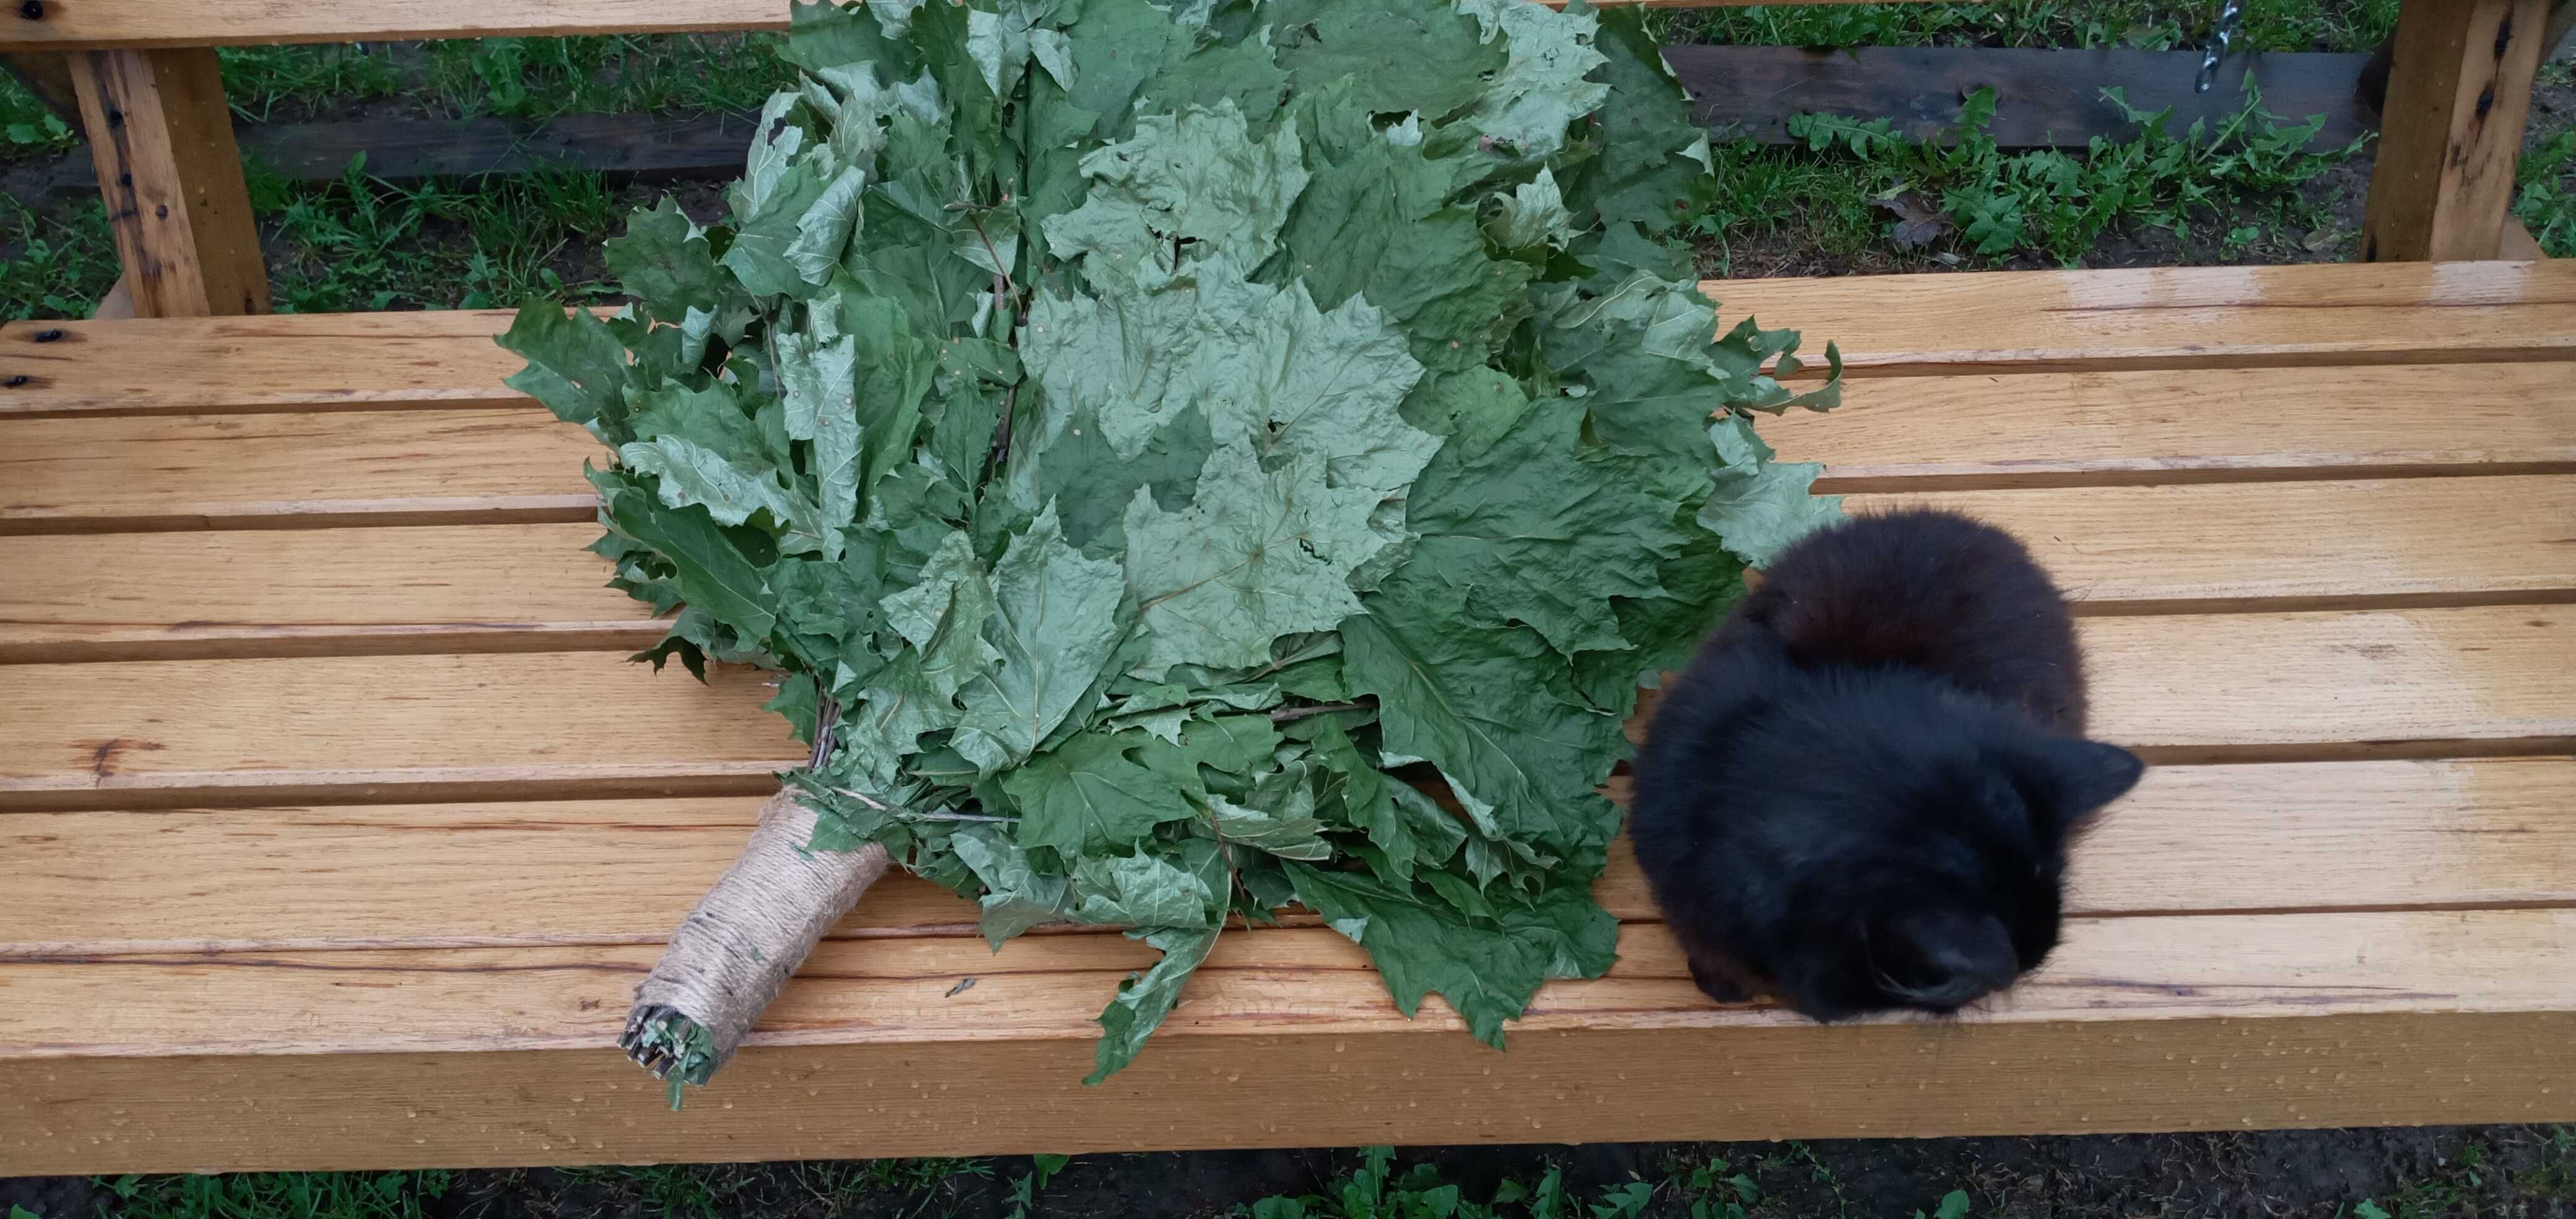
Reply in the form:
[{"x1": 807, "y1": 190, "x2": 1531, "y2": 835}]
[
  {"x1": 1664, "y1": 45, "x2": 2375, "y2": 150},
  {"x1": 9, "y1": 48, "x2": 2375, "y2": 194}
]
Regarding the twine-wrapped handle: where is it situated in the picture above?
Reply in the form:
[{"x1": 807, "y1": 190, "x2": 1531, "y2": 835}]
[{"x1": 620, "y1": 790, "x2": 891, "y2": 1086}]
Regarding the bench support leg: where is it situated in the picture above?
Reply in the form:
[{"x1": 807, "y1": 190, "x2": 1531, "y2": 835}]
[
  {"x1": 69, "y1": 48, "x2": 270, "y2": 318},
  {"x1": 2361, "y1": 0, "x2": 2552, "y2": 262}
]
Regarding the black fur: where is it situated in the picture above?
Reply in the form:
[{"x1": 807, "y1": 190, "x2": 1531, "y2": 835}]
[{"x1": 1629, "y1": 509, "x2": 2144, "y2": 1020}]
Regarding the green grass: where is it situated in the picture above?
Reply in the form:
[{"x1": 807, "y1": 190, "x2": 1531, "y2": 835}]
[
  {"x1": 422, "y1": 33, "x2": 797, "y2": 120},
  {"x1": 0, "y1": 74, "x2": 77, "y2": 156},
  {"x1": 255, "y1": 155, "x2": 629, "y2": 312},
  {"x1": 2515, "y1": 60, "x2": 2576, "y2": 259},
  {"x1": 217, "y1": 45, "x2": 405, "y2": 121},
  {"x1": 1653, "y1": 0, "x2": 2400, "y2": 53},
  {"x1": 2510, "y1": 1125, "x2": 2576, "y2": 1199},
  {"x1": 0, "y1": 194, "x2": 117, "y2": 321},
  {"x1": 96, "y1": 1170, "x2": 453, "y2": 1219},
  {"x1": 207, "y1": 33, "x2": 796, "y2": 124},
  {"x1": 1686, "y1": 77, "x2": 2364, "y2": 272}
]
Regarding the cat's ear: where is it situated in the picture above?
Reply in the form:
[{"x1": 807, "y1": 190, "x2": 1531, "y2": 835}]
[{"x1": 2006, "y1": 736, "x2": 2144, "y2": 831}]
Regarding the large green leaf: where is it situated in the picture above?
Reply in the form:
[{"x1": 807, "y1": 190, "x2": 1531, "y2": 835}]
[
  {"x1": 497, "y1": 302, "x2": 632, "y2": 442},
  {"x1": 1285, "y1": 863, "x2": 1614, "y2": 1046},
  {"x1": 1341, "y1": 572, "x2": 1627, "y2": 857},
  {"x1": 1454, "y1": 0, "x2": 1606, "y2": 157},
  {"x1": 599, "y1": 483, "x2": 777, "y2": 646},
  {"x1": 952, "y1": 505, "x2": 1130, "y2": 773},
  {"x1": 1125, "y1": 440, "x2": 1390, "y2": 674},
  {"x1": 1085, "y1": 926, "x2": 1219, "y2": 1083},
  {"x1": 1003, "y1": 729, "x2": 1198, "y2": 855},
  {"x1": 1176, "y1": 269, "x2": 1438, "y2": 496},
  {"x1": 1043, "y1": 102, "x2": 1310, "y2": 292},
  {"x1": 1394, "y1": 372, "x2": 1687, "y2": 655}
]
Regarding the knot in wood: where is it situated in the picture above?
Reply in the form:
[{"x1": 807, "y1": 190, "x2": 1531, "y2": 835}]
[
  {"x1": 33, "y1": 329, "x2": 66, "y2": 343},
  {"x1": 15, "y1": 0, "x2": 42, "y2": 20}
]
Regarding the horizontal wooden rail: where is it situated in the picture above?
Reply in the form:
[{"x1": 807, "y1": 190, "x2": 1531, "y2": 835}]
[
  {"x1": 6, "y1": 263, "x2": 2574, "y2": 417},
  {"x1": 16, "y1": 361, "x2": 2575, "y2": 532},
  {"x1": 4, "y1": 757, "x2": 2569, "y2": 956},
  {"x1": 8, "y1": 0, "x2": 1878, "y2": 50},
  {"x1": 4, "y1": 1011, "x2": 2571, "y2": 1173},
  {"x1": 7, "y1": 476, "x2": 2573, "y2": 660},
  {"x1": 10, "y1": 911, "x2": 2575, "y2": 1060},
  {"x1": 3, "y1": 608, "x2": 2568, "y2": 811}
]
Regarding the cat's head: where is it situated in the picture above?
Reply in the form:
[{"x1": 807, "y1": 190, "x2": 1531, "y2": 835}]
[{"x1": 1760, "y1": 722, "x2": 2144, "y2": 1021}]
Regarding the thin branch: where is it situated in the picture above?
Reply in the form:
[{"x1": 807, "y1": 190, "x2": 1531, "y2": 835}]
[
  {"x1": 807, "y1": 691, "x2": 842, "y2": 771},
  {"x1": 824, "y1": 787, "x2": 1017, "y2": 823},
  {"x1": 825, "y1": 785, "x2": 890, "y2": 811},
  {"x1": 1269, "y1": 700, "x2": 1370, "y2": 725}
]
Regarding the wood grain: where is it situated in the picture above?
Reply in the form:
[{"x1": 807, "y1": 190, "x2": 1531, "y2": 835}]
[
  {"x1": 1866, "y1": 476, "x2": 2576, "y2": 613},
  {"x1": 2082, "y1": 609, "x2": 2576, "y2": 760},
  {"x1": 0, "y1": 408, "x2": 601, "y2": 533},
  {"x1": 1772, "y1": 361, "x2": 2576, "y2": 489},
  {"x1": 0, "y1": 311, "x2": 530, "y2": 417},
  {"x1": 4, "y1": 758, "x2": 2568, "y2": 956},
  {"x1": 69, "y1": 48, "x2": 267, "y2": 317},
  {"x1": 5, "y1": 609, "x2": 2569, "y2": 811},
  {"x1": 0, "y1": 651, "x2": 801, "y2": 810},
  {"x1": 1712, "y1": 260, "x2": 2576, "y2": 375},
  {"x1": 0, "y1": 523, "x2": 661, "y2": 661},
  {"x1": 14, "y1": 478, "x2": 2571, "y2": 661},
  {"x1": 2362, "y1": 0, "x2": 2552, "y2": 261},
  {"x1": 8, "y1": 912, "x2": 2574, "y2": 1061},
  {"x1": 9, "y1": 262, "x2": 2576, "y2": 416},
  {"x1": 16, "y1": 364, "x2": 2574, "y2": 531},
  {"x1": 5, "y1": 1012, "x2": 2572, "y2": 1174}
]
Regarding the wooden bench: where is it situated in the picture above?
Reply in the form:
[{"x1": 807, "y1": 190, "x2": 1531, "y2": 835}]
[
  {"x1": 7, "y1": 261, "x2": 2574, "y2": 1172},
  {"x1": 5, "y1": 0, "x2": 2575, "y2": 1179}
]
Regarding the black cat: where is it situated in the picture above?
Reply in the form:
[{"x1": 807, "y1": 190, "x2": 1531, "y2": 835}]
[{"x1": 1629, "y1": 509, "x2": 2144, "y2": 1020}]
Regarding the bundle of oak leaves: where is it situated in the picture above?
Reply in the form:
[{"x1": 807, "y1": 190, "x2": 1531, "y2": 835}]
[{"x1": 501, "y1": 0, "x2": 1842, "y2": 1099}]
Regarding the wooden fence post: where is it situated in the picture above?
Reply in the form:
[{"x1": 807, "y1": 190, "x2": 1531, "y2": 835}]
[
  {"x1": 69, "y1": 48, "x2": 271, "y2": 317},
  {"x1": 2361, "y1": 0, "x2": 2553, "y2": 262}
]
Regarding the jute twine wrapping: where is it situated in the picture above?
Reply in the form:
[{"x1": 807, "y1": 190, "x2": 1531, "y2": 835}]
[{"x1": 628, "y1": 790, "x2": 891, "y2": 1070}]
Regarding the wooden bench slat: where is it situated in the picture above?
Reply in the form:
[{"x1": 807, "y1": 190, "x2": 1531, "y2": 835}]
[
  {"x1": 0, "y1": 523, "x2": 653, "y2": 662},
  {"x1": 13, "y1": 365, "x2": 2574, "y2": 531},
  {"x1": 0, "y1": 311, "x2": 531, "y2": 417},
  {"x1": 6, "y1": 1011, "x2": 2572, "y2": 1174},
  {"x1": 0, "y1": 651, "x2": 799, "y2": 810},
  {"x1": 4, "y1": 758, "x2": 2567, "y2": 956},
  {"x1": 9, "y1": 263, "x2": 2574, "y2": 417},
  {"x1": 4, "y1": 608, "x2": 2567, "y2": 810},
  {"x1": 2083, "y1": 609, "x2": 2575, "y2": 761},
  {"x1": 0, "y1": 408, "x2": 599, "y2": 533},
  {"x1": 1718, "y1": 260, "x2": 2576, "y2": 376},
  {"x1": 1879, "y1": 477, "x2": 2576, "y2": 614},
  {"x1": 9, "y1": 910, "x2": 2572, "y2": 1060},
  {"x1": 11, "y1": 478, "x2": 2570, "y2": 662},
  {"x1": 1778, "y1": 362, "x2": 2576, "y2": 491}
]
